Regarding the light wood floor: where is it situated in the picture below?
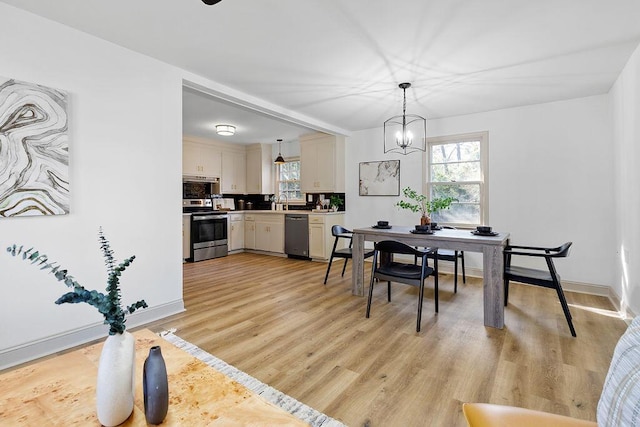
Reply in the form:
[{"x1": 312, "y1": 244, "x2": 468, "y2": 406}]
[{"x1": 144, "y1": 253, "x2": 628, "y2": 426}]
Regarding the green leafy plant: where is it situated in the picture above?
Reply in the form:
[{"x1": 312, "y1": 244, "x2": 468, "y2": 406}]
[
  {"x1": 396, "y1": 187, "x2": 456, "y2": 218},
  {"x1": 6, "y1": 228, "x2": 148, "y2": 335},
  {"x1": 329, "y1": 194, "x2": 344, "y2": 208}
]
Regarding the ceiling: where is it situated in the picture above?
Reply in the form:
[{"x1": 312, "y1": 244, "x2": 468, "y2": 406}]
[{"x1": 4, "y1": 0, "x2": 640, "y2": 143}]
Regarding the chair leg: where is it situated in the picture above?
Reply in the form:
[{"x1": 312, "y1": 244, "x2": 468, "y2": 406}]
[
  {"x1": 504, "y1": 278, "x2": 509, "y2": 306},
  {"x1": 434, "y1": 270, "x2": 439, "y2": 313},
  {"x1": 387, "y1": 281, "x2": 391, "y2": 302},
  {"x1": 453, "y1": 252, "x2": 458, "y2": 293},
  {"x1": 554, "y1": 283, "x2": 577, "y2": 337},
  {"x1": 416, "y1": 282, "x2": 425, "y2": 333},
  {"x1": 341, "y1": 258, "x2": 349, "y2": 277},
  {"x1": 366, "y1": 274, "x2": 376, "y2": 319},
  {"x1": 461, "y1": 251, "x2": 466, "y2": 284},
  {"x1": 323, "y1": 255, "x2": 334, "y2": 285}
]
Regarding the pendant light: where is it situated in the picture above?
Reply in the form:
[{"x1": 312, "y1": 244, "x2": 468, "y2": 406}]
[
  {"x1": 383, "y1": 82, "x2": 426, "y2": 155},
  {"x1": 274, "y1": 139, "x2": 285, "y2": 164}
]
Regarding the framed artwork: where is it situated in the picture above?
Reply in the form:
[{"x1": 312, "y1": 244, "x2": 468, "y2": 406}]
[
  {"x1": 0, "y1": 77, "x2": 69, "y2": 217},
  {"x1": 359, "y1": 160, "x2": 400, "y2": 196}
]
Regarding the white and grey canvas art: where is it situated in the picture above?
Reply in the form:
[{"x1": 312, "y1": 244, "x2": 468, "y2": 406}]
[
  {"x1": 0, "y1": 77, "x2": 69, "y2": 217},
  {"x1": 359, "y1": 160, "x2": 400, "y2": 196}
]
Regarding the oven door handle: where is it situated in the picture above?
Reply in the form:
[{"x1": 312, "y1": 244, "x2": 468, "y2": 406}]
[{"x1": 193, "y1": 215, "x2": 227, "y2": 221}]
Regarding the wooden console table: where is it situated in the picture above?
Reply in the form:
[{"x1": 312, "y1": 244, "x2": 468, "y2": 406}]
[{"x1": 0, "y1": 329, "x2": 307, "y2": 426}]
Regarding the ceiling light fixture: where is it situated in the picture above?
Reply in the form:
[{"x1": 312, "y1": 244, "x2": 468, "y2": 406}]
[
  {"x1": 202, "y1": 0, "x2": 223, "y2": 5},
  {"x1": 215, "y1": 124, "x2": 235, "y2": 136},
  {"x1": 383, "y1": 82, "x2": 426, "y2": 155},
  {"x1": 274, "y1": 139, "x2": 285, "y2": 164}
]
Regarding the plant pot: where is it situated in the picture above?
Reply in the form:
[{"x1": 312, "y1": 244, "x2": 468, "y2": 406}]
[
  {"x1": 96, "y1": 331, "x2": 136, "y2": 427},
  {"x1": 143, "y1": 346, "x2": 169, "y2": 425}
]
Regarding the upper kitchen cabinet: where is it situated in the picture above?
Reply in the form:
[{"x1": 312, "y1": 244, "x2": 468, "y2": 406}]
[
  {"x1": 246, "y1": 143, "x2": 274, "y2": 195},
  {"x1": 300, "y1": 132, "x2": 345, "y2": 193},
  {"x1": 183, "y1": 138, "x2": 222, "y2": 178},
  {"x1": 221, "y1": 147, "x2": 247, "y2": 194}
]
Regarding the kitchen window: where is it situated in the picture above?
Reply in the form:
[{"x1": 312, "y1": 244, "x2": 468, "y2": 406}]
[
  {"x1": 277, "y1": 159, "x2": 303, "y2": 202},
  {"x1": 425, "y1": 131, "x2": 488, "y2": 226}
]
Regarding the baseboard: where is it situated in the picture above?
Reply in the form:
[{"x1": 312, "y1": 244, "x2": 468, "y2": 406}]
[{"x1": 0, "y1": 299, "x2": 185, "y2": 371}]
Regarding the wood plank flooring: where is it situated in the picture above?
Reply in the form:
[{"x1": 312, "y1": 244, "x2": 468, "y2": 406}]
[{"x1": 144, "y1": 253, "x2": 628, "y2": 426}]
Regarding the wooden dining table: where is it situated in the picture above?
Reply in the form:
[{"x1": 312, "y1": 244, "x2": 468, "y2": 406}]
[{"x1": 351, "y1": 226, "x2": 510, "y2": 329}]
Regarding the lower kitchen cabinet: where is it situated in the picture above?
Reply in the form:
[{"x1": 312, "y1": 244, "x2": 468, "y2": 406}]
[
  {"x1": 183, "y1": 214, "x2": 191, "y2": 260},
  {"x1": 244, "y1": 214, "x2": 256, "y2": 250},
  {"x1": 308, "y1": 213, "x2": 345, "y2": 260},
  {"x1": 254, "y1": 214, "x2": 284, "y2": 254},
  {"x1": 229, "y1": 213, "x2": 244, "y2": 252}
]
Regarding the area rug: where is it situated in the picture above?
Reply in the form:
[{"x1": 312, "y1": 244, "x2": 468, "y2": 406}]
[{"x1": 160, "y1": 330, "x2": 345, "y2": 427}]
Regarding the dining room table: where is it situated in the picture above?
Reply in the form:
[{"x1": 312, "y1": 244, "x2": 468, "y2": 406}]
[{"x1": 351, "y1": 225, "x2": 510, "y2": 329}]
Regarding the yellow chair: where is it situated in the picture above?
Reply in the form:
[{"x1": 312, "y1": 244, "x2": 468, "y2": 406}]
[
  {"x1": 462, "y1": 403, "x2": 596, "y2": 426},
  {"x1": 463, "y1": 316, "x2": 640, "y2": 426}
]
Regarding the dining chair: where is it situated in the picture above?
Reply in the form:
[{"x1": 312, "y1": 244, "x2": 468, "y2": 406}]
[
  {"x1": 504, "y1": 241, "x2": 576, "y2": 337},
  {"x1": 366, "y1": 240, "x2": 438, "y2": 332},
  {"x1": 323, "y1": 225, "x2": 374, "y2": 284},
  {"x1": 429, "y1": 226, "x2": 465, "y2": 292}
]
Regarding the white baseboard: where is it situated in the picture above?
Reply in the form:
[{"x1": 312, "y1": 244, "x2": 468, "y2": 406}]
[{"x1": 0, "y1": 299, "x2": 185, "y2": 371}]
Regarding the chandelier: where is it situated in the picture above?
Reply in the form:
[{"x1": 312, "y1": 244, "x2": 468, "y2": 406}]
[{"x1": 383, "y1": 83, "x2": 426, "y2": 155}]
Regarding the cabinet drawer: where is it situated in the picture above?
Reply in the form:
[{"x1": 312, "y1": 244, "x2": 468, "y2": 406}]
[
  {"x1": 254, "y1": 214, "x2": 284, "y2": 224},
  {"x1": 245, "y1": 215, "x2": 255, "y2": 221},
  {"x1": 230, "y1": 213, "x2": 244, "y2": 221},
  {"x1": 309, "y1": 215, "x2": 325, "y2": 224}
]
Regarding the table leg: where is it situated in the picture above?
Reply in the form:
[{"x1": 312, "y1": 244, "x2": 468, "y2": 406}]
[
  {"x1": 483, "y1": 245, "x2": 505, "y2": 328},
  {"x1": 352, "y1": 233, "x2": 365, "y2": 296}
]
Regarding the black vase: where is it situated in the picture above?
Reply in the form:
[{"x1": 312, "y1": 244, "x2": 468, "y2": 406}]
[{"x1": 143, "y1": 346, "x2": 169, "y2": 425}]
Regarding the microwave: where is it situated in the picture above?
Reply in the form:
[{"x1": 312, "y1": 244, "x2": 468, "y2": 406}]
[{"x1": 183, "y1": 176, "x2": 221, "y2": 199}]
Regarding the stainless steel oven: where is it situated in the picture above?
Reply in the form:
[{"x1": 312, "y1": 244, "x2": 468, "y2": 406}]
[
  {"x1": 183, "y1": 198, "x2": 228, "y2": 262},
  {"x1": 190, "y1": 212, "x2": 228, "y2": 261}
]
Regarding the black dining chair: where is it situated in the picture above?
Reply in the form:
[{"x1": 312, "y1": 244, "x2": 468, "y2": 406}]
[
  {"x1": 323, "y1": 225, "x2": 374, "y2": 284},
  {"x1": 366, "y1": 240, "x2": 438, "y2": 332},
  {"x1": 504, "y1": 242, "x2": 576, "y2": 337},
  {"x1": 428, "y1": 226, "x2": 465, "y2": 293}
]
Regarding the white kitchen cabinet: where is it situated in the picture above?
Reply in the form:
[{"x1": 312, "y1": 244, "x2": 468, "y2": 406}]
[
  {"x1": 183, "y1": 139, "x2": 222, "y2": 178},
  {"x1": 222, "y1": 148, "x2": 247, "y2": 194},
  {"x1": 254, "y1": 214, "x2": 284, "y2": 254},
  {"x1": 300, "y1": 132, "x2": 345, "y2": 193},
  {"x1": 244, "y1": 214, "x2": 256, "y2": 250},
  {"x1": 308, "y1": 213, "x2": 345, "y2": 260},
  {"x1": 229, "y1": 213, "x2": 245, "y2": 252},
  {"x1": 246, "y1": 143, "x2": 274, "y2": 195},
  {"x1": 183, "y1": 214, "x2": 191, "y2": 260}
]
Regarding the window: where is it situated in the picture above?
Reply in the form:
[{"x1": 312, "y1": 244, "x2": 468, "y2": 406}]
[
  {"x1": 426, "y1": 132, "x2": 488, "y2": 226},
  {"x1": 276, "y1": 159, "x2": 303, "y2": 201}
]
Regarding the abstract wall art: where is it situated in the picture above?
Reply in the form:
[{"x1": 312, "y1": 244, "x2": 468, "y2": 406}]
[
  {"x1": 0, "y1": 77, "x2": 69, "y2": 217},
  {"x1": 359, "y1": 160, "x2": 400, "y2": 196}
]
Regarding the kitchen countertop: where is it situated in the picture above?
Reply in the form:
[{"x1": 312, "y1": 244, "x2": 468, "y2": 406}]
[
  {"x1": 233, "y1": 209, "x2": 344, "y2": 215},
  {"x1": 183, "y1": 210, "x2": 345, "y2": 215}
]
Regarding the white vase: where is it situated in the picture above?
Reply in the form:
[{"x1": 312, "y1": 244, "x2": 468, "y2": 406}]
[{"x1": 96, "y1": 331, "x2": 136, "y2": 426}]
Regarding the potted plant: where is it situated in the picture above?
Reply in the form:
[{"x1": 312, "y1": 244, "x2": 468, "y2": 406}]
[
  {"x1": 6, "y1": 228, "x2": 148, "y2": 427},
  {"x1": 329, "y1": 194, "x2": 344, "y2": 212},
  {"x1": 395, "y1": 186, "x2": 456, "y2": 225}
]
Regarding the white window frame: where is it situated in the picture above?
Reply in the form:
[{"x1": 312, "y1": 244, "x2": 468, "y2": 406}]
[
  {"x1": 424, "y1": 131, "x2": 489, "y2": 227},
  {"x1": 276, "y1": 157, "x2": 304, "y2": 203}
]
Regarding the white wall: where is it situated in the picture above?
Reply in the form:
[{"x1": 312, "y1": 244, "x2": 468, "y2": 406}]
[
  {"x1": 346, "y1": 95, "x2": 615, "y2": 288},
  {"x1": 0, "y1": 4, "x2": 184, "y2": 368},
  {"x1": 611, "y1": 42, "x2": 640, "y2": 315}
]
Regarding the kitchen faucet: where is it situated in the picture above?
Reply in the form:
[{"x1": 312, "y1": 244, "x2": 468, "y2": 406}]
[{"x1": 277, "y1": 193, "x2": 289, "y2": 210}]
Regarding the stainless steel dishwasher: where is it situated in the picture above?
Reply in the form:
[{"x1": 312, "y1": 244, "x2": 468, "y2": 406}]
[{"x1": 285, "y1": 214, "x2": 309, "y2": 258}]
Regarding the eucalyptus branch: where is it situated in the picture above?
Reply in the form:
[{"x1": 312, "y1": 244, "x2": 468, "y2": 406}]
[{"x1": 6, "y1": 229, "x2": 148, "y2": 335}]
